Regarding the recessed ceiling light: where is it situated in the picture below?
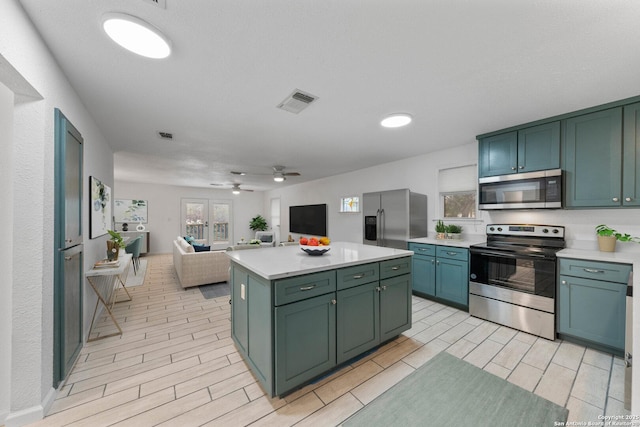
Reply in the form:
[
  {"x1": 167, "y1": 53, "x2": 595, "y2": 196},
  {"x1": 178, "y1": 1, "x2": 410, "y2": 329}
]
[
  {"x1": 381, "y1": 113, "x2": 412, "y2": 128},
  {"x1": 102, "y1": 13, "x2": 171, "y2": 59}
]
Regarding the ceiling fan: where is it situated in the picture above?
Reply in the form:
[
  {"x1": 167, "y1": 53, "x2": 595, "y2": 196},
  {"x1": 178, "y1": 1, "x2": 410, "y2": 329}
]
[
  {"x1": 210, "y1": 183, "x2": 254, "y2": 194},
  {"x1": 230, "y1": 165, "x2": 301, "y2": 182}
]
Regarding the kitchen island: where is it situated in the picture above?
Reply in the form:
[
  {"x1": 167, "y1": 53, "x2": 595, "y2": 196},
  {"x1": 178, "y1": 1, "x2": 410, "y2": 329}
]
[{"x1": 227, "y1": 242, "x2": 413, "y2": 397}]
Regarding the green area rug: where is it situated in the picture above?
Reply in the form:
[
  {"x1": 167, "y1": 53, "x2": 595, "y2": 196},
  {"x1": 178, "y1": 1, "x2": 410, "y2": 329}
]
[{"x1": 344, "y1": 352, "x2": 568, "y2": 427}]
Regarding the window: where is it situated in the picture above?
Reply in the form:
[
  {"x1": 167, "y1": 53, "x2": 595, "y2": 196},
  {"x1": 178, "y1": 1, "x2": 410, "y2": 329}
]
[
  {"x1": 340, "y1": 196, "x2": 360, "y2": 213},
  {"x1": 438, "y1": 165, "x2": 477, "y2": 219}
]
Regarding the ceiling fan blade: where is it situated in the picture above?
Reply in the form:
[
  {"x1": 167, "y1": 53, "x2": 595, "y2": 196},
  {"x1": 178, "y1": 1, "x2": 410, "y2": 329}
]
[{"x1": 283, "y1": 172, "x2": 300, "y2": 176}]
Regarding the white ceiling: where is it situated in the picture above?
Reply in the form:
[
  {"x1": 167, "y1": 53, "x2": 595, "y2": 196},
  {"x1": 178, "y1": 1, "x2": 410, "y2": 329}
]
[{"x1": 19, "y1": 0, "x2": 640, "y2": 191}]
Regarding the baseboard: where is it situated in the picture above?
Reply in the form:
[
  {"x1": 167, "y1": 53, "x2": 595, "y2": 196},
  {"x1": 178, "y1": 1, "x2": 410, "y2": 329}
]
[{"x1": 3, "y1": 387, "x2": 56, "y2": 427}]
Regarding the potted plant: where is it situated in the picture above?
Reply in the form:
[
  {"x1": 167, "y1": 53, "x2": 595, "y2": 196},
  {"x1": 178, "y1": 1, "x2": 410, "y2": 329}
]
[
  {"x1": 446, "y1": 224, "x2": 463, "y2": 240},
  {"x1": 107, "y1": 229, "x2": 126, "y2": 260},
  {"x1": 595, "y1": 224, "x2": 640, "y2": 252},
  {"x1": 249, "y1": 215, "x2": 268, "y2": 231},
  {"x1": 435, "y1": 220, "x2": 446, "y2": 240}
]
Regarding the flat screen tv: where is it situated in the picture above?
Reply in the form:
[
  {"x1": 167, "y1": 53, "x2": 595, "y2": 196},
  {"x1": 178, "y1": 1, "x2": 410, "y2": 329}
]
[{"x1": 289, "y1": 204, "x2": 327, "y2": 236}]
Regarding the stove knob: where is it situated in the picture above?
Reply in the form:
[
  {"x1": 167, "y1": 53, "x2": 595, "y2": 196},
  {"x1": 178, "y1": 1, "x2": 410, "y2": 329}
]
[
  {"x1": 489, "y1": 227, "x2": 495, "y2": 232},
  {"x1": 552, "y1": 229, "x2": 559, "y2": 234},
  {"x1": 497, "y1": 227, "x2": 502, "y2": 232},
  {"x1": 542, "y1": 228, "x2": 549, "y2": 233}
]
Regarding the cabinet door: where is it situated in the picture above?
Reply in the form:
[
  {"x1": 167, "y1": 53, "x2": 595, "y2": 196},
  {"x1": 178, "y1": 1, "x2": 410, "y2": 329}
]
[
  {"x1": 517, "y1": 121, "x2": 560, "y2": 172},
  {"x1": 623, "y1": 102, "x2": 640, "y2": 206},
  {"x1": 274, "y1": 293, "x2": 336, "y2": 395},
  {"x1": 478, "y1": 131, "x2": 518, "y2": 177},
  {"x1": 558, "y1": 275, "x2": 626, "y2": 351},
  {"x1": 337, "y1": 282, "x2": 380, "y2": 364},
  {"x1": 564, "y1": 108, "x2": 623, "y2": 207},
  {"x1": 436, "y1": 258, "x2": 469, "y2": 307},
  {"x1": 379, "y1": 274, "x2": 412, "y2": 342},
  {"x1": 412, "y1": 255, "x2": 436, "y2": 297}
]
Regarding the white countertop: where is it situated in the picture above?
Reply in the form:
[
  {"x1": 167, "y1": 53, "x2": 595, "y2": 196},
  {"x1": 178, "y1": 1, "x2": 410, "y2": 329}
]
[
  {"x1": 226, "y1": 241, "x2": 413, "y2": 280},
  {"x1": 408, "y1": 235, "x2": 485, "y2": 248},
  {"x1": 557, "y1": 247, "x2": 640, "y2": 265}
]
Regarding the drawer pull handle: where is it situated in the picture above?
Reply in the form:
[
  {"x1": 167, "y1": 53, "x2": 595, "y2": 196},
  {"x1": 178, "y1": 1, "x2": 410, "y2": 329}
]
[
  {"x1": 391, "y1": 266, "x2": 400, "y2": 271},
  {"x1": 446, "y1": 251, "x2": 458, "y2": 256},
  {"x1": 418, "y1": 248, "x2": 429, "y2": 251},
  {"x1": 583, "y1": 268, "x2": 605, "y2": 274},
  {"x1": 331, "y1": 299, "x2": 337, "y2": 305},
  {"x1": 352, "y1": 274, "x2": 365, "y2": 279},
  {"x1": 299, "y1": 285, "x2": 316, "y2": 291}
]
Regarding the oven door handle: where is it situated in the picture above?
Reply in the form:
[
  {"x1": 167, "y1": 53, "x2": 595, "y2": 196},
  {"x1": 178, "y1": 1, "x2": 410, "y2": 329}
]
[{"x1": 470, "y1": 249, "x2": 550, "y2": 260}]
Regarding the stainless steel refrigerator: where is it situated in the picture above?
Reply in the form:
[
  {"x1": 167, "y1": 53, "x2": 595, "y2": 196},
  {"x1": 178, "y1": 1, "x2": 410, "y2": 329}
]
[{"x1": 363, "y1": 189, "x2": 428, "y2": 249}]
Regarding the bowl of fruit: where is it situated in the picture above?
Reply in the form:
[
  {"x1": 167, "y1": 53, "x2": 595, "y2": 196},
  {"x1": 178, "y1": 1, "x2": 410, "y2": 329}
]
[{"x1": 299, "y1": 236, "x2": 331, "y2": 256}]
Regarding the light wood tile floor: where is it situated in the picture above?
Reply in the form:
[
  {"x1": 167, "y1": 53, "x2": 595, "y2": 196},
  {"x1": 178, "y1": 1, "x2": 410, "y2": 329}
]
[{"x1": 29, "y1": 254, "x2": 630, "y2": 426}]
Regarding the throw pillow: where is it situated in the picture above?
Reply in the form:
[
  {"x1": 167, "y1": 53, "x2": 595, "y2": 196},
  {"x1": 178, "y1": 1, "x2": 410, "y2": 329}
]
[
  {"x1": 193, "y1": 244, "x2": 210, "y2": 252},
  {"x1": 183, "y1": 235, "x2": 195, "y2": 244}
]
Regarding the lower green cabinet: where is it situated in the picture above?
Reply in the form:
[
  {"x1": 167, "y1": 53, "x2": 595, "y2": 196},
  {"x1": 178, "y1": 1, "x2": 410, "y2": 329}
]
[
  {"x1": 557, "y1": 258, "x2": 631, "y2": 353},
  {"x1": 231, "y1": 257, "x2": 412, "y2": 397},
  {"x1": 409, "y1": 243, "x2": 469, "y2": 309},
  {"x1": 337, "y1": 282, "x2": 380, "y2": 364},
  {"x1": 275, "y1": 293, "x2": 336, "y2": 393},
  {"x1": 380, "y1": 274, "x2": 413, "y2": 341},
  {"x1": 436, "y1": 257, "x2": 469, "y2": 307}
]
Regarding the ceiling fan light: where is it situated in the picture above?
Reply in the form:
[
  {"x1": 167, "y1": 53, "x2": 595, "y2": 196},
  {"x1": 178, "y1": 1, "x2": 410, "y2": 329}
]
[
  {"x1": 232, "y1": 189, "x2": 240, "y2": 195},
  {"x1": 381, "y1": 113, "x2": 412, "y2": 128},
  {"x1": 274, "y1": 173, "x2": 286, "y2": 182},
  {"x1": 102, "y1": 13, "x2": 171, "y2": 59}
]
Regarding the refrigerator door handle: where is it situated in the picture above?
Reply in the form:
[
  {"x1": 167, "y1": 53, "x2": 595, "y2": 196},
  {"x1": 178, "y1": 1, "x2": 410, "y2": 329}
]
[{"x1": 380, "y1": 208, "x2": 385, "y2": 247}]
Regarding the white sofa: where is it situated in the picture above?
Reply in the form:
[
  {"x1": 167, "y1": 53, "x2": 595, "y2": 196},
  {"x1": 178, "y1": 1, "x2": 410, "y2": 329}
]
[{"x1": 172, "y1": 238, "x2": 230, "y2": 288}]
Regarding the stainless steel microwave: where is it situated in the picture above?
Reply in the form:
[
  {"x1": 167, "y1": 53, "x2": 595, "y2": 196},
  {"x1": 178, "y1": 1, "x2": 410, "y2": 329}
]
[{"x1": 478, "y1": 169, "x2": 562, "y2": 210}]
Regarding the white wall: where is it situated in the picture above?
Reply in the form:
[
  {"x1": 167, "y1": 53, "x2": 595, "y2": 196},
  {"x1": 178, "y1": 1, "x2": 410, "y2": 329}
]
[
  {"x1": 0, "y1": 79, "x2": 14, "y2": 424},
  {"x1": 0, "y1": 3, "x2": 115, "y2": 425},
  {"x1": 114, "y1": 181, "x2": 265, "y2": 254}
]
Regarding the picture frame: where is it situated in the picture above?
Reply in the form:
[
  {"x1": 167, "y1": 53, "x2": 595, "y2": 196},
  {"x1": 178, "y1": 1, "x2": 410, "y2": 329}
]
[
  {"x1": 114, "y1": 199, "x2": 148, "y2": 223},
  {"x1": 89, "y1": 176, "x2": 112, "y2": 239}
]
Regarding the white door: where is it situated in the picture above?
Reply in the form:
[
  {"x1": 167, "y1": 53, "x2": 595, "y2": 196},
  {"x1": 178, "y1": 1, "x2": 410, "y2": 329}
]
[{"x1": 181, "y1": 198, "x2": 233, "y2": 250}]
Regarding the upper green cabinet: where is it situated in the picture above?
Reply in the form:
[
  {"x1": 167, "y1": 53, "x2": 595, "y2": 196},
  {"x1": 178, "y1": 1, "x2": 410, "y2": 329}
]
[
  {"x1": 564, "y1": 104, "x2": 640, "y2": 208},
  {"x1": 478, "y1": 121, "x2": 560, "y2": 177}
]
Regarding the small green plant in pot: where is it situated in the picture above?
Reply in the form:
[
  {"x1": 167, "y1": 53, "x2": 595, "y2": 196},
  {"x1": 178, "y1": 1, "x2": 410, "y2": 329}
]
[
  {"x1": 435, "y1": 220, "x2": 446, "y2": 239},
  {"x1": 595, "y1": 224, "x2": 640, "y2": 252},
  {"x1": 249, "y1": 215, "x2": 268, "y2": 231},
  {"x1": 445, "y1": 224, "x2": 463, "y2": 240},
  {"x1": 107, "y1": 229, "x2": 126, "y2": 260}
]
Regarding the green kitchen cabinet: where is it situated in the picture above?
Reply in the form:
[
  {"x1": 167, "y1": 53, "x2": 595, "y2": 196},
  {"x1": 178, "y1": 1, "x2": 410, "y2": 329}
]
[
  {"x1": 558, "y1": 258, "x2": 631, "y2": 353},
  {"x1": 230, "y1": 264, "x2": 273, "y2": 392},
  {"x1": 564, "y1": 107, "x2": 623, "y2": 207},
  {"x1": 478, "y1": 121, "x2": 560, "y2": 177},
  {"x1": 231, "y1": 256, "x2": 412, "y2": 397},
  {"x1": 409, "y1": 243, "x2": 468, "y2": 309},
  {"x1": 408, "y1": 243, "x2": 436, "y2": 297},
  {"x1": 379, "y1": 274, "x2": 413, "y2": 342},
  {"x1": 337, "y1": 281, "x2": 380, "y2": 364},
  {"x1": 275, "y1": 292, "x2": 336, "y2": 394},
  {"x1": 623, "y1": 102, "x2": 640, "y2": 206}
]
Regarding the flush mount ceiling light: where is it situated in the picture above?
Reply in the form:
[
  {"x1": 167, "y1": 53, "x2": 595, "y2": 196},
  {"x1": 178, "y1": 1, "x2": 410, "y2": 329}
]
[
  {"x1": 381, "y1": 113, "x2": 412, "y2": 128},
  {"x1": 102, "y1": 13, "x2": 171, "y2": 59}
]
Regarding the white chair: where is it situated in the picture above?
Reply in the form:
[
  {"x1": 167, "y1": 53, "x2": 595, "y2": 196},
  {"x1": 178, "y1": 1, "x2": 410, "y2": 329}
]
[{"x1": 255, "y1": 231, "x2": 276, "y2": 247}]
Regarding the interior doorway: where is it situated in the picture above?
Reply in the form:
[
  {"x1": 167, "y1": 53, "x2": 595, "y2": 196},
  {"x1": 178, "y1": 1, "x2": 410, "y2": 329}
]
[{"x1": 181, "y1": 198, "x2": 233, "y2": 250}]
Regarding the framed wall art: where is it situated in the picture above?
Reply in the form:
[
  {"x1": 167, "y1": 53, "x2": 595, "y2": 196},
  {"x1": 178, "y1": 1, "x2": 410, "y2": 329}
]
[
  {"x1": 114, "y1": 199, "x2": 148, "y2": 223},
  {"x1": 89, "y1": 176, "x2": 112, "y2": 239}
]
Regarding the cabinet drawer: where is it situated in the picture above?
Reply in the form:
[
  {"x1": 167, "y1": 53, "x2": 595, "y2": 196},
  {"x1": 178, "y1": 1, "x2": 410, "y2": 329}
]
[
  {"x1": 380, "y1": 257, "x2": 411, "y2": 279},
  {"x1": 337, "y1": 262, "x2": 379, "y2": 290},
  {"x1": 274, "y1": 271, "x2": 336, "y2": 306},
  {"x1": 408, "y1": 243, "x2": 435, "y2": 257},
  {"x1": 436, "y1": 246, "x2": 469, "y2": 261},
  {"x1": 559, "y1": 258, "x2": 631, "y2": 284}
]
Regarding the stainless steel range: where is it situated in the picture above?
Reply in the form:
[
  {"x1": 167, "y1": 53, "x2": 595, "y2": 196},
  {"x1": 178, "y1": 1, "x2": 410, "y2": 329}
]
[{"x1": 469, "y1": 224, "x2": 565, "y2": 340}]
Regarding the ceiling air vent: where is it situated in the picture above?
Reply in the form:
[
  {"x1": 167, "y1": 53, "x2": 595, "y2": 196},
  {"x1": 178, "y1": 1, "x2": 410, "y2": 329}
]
[
  {"x1": 158, "y1": 131, "x2": 173, "y2": 140},
  {"x1": 277, "y1": 89, "x2": 318, "y2": 114}
]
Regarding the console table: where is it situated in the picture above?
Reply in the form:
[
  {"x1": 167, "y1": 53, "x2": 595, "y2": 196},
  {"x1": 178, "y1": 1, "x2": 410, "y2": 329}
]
[{"x1": 85, "y1": 253, "x2": 133, "y2": 341}]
